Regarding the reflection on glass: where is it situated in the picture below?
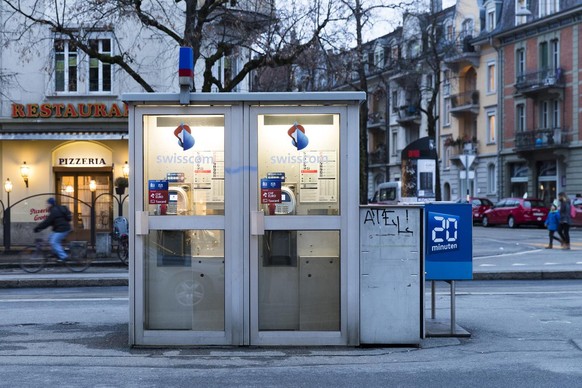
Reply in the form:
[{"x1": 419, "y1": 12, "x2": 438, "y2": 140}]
[
  {"x1": 143, "y1": 115, "x2": 225, "y2": 216},
  {"x1": 257, "y1": 114, "x2": 340, "y2": 216},
  {"x1": 145, "y1": 229, "x2": 225, "y2": 331},
  {"x1": 258, "y1": 230, "x2": 340, "y2": 331}
]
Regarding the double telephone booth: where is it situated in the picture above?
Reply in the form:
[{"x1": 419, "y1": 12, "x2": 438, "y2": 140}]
[{"x1": 125, "y1": 92, "x2": 367, "y2": 346}]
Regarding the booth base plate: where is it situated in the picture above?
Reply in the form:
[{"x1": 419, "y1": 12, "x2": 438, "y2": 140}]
[{"x1": 425, "y1": 319, "x2": 471, "y2": 338}]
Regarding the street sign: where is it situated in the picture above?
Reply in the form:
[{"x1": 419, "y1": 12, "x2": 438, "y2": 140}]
[{"x1": 460, "y1": 154, "x2": 475, "y2": 169}]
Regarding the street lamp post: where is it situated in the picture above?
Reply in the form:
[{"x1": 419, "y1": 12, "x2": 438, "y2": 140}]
[
  {"x1": 115, "y1": 162, "x2": 130, "y2": 218},
  {"x1": 4, "y1": 179, "x2": 12, "y2": 252},
  {"x1": 90, "y1": 180, "x2": 97, "y2": 248}
]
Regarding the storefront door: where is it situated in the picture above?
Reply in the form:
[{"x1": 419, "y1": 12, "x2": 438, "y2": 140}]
[
  {"x1": 56, "y1": 172, "x2": 112, "y2": 241},
  {"x1": 130, "y1": 97, "x2": 360, "y2": 347}
]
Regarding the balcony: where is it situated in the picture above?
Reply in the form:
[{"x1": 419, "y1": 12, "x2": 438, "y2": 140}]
[
  {"x1": 450, "y1": 90, "x2": 479, "y2": 116},
  {"x1": 367, "y1": 111, "x2": 386, "y2": 129},
  {"x1": 215, "y1": 0, "x2": 275, "y2": 32},
  {"x1": 514, "y1": 127, "x2": 570, "y2": 152},
  {"x1": 396, "y1": 105, "x2": 421, "y2": 126},
  {"x1": 369, "y1": 147, "x2": 387, "y2": 165},
  {"x1": 515, "y1": 68, "x2": 564, "y2": 97},
  {"x1": 445, "y1": 137, "x2": 478, "y2": 159},
  {"x1": 443, "y1": 36, "x2": 480, "y2": 70}
]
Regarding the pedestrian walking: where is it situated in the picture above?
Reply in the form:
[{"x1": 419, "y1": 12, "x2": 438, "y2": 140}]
[
  {"x1": 544, "y1": 204, "x2": 562, "y2": 249},
  {"x1": 557, "y1": 192, "x2": 571, "y2": 250}
]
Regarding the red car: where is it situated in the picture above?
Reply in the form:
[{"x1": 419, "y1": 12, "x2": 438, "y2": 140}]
[
  {"x1": 457, "y1": 197, "x2": 494, "y2": 223},
  {"x1": 469, "y1": 197, "x2": 494, "y2": 224},
  {"x1": 482, "y1": 198, "x2": 549, "y2": 228},
  {"x1": 570, "y1": 197, "x2": 582, "y2": 227}
]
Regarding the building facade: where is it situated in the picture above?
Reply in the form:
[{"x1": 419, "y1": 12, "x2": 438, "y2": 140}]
[
  {"x1": 358, "y1": 0, "x2": 581, "y2": 204},
  {"x1": 0, "y1": 1, "x2": 268, "y2": 245},
  {"x1": 493, "y1": 0, "x2": 582, "y2": 204},
  {"x1": 441, "y1": 0, "x2": 489, "y2": 202}
]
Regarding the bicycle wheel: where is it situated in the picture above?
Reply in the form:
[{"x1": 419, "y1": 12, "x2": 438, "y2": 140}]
[
  {"x1": 65, "y1": 250, "x2": 92, "y2": 272},
  {"x1": 117, "y1": 238, "x2": 129, "y2": 265},
  {"x1": 19, "y1": 247, "x2": 47, "y2": 273}
]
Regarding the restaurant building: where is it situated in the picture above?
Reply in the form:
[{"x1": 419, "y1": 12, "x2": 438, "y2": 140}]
[{"x1": 0, "y1": 1, "x2": 267, "y2": 246}]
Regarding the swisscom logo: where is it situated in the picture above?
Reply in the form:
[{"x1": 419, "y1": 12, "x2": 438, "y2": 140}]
[
  {"x1": 287, "y1": 122, "x2": 309, "y2": 150},
  {"x1": 427, "y1": 211, "x2": 460, "y2": 253},
  {"x1": 174, "y1": 123, "x2": 195, "y2": 151}
]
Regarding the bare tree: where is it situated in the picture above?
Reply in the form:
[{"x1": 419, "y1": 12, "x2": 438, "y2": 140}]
[
  {"x1": 0, "y1": 0, "x2": 341, "y2": 93},
  {"x1": 320, "y1": 0, "x2": 412, "y2": 204},
  {"x1": 393, "y1": 3, "x2": 457, "y2": 201}
]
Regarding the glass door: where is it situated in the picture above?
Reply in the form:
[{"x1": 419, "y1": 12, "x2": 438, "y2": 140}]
[
  {"x1": 134, "y1": 106, "x2": 243, "y2": 346},
  {"x1": 56, "y1": 173, "x2": 112, "y2": 241},
  {"x1": 249, "y1": 106, "x2": 348, "y2": 346}
]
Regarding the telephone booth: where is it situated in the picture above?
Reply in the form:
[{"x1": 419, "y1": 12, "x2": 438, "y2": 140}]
[{"x1": 125, "y1": 92, "x2": 365, "y2": 346}]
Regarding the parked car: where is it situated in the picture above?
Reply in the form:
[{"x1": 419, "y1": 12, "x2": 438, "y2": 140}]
[
  {"x1": 570, "y1": 197, "x2": 582, "y2": 227},
  {"x1": 369, "y1": 181, "x2": 402, "y2": 205},
  {"x1": 482, "y1": 198, "x2": 549, "y2": 228},
  {"x1": 457, "y1": 197, "x2": 494, "y2": 224}
]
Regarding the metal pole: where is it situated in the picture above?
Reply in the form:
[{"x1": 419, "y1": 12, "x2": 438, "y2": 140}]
[
  {"x1": 4, "y1": 192, "x2": 10, "y2": 252},
  {"x1": 465, "y1": 154, "x2": 470, "y2": 201},
  {"x1": 118, "y1": 195, "x2": 123, "y2": 217},
  {"x1": 450, "y1": 280, "x2": 456, "y2": 334},
  {"x1": 90, "y1": 192, "x2": 96, "y2": 248},
  {"x1": 431, "y1": 280, "x2": 436, "y2": 319}
]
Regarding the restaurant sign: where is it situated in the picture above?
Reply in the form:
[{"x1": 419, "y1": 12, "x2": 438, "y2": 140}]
[
  {"x1": 53, "y1": 141, "x2": 113, "y2": 168},
  {"x1": 11, "y1": 102, "x2": 128, "y2": 119}
]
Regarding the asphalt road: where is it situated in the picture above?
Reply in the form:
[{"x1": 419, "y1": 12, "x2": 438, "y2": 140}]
[
  {"x1": 472, "y1": 225, "x2": 582, "y2": 274},
  {"x1": 0, "y1": 281, "x2": 581, "y2": 387}
]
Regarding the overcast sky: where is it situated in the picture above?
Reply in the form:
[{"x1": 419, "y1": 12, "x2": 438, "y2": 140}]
[{"x1": 365, "y1": 0, "x2": 457, "y2": 41}]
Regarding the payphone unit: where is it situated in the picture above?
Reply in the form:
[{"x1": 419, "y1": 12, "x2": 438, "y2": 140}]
[
  {"x1": 274, "y1": 185, "x2": 296, "y2": 215},
  {"x1": 167, "y1": 184, "x2": 191, "y2": 215}
]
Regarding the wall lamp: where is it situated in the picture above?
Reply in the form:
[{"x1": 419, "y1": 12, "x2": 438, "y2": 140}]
[
  {"x1": 20, "y1": 162, "x2": 30, "y2": 188},
  {"x1": 122, "y1": 161, "x2": 130, "y2": 179}
]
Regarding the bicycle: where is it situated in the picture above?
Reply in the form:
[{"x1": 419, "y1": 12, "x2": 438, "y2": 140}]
[
  {"x1": 112, "y1": 216, "x2": 129, "y2": 265},
  {"x1": 113, "y1": 233, "x2": 129, "y2": 265},
  {"x1": 19, "y1": 238, "x2": 92, "y2": 273}
]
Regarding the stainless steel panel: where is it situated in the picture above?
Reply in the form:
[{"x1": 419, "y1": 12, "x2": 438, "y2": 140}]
[{"x1": 359, "y1": 206, "x2": 422, "y2": 344}]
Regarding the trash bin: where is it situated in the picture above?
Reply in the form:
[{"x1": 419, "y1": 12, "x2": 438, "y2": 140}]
[{"x1": 96, "y1": 233, "x2": 112, "y2": 257}]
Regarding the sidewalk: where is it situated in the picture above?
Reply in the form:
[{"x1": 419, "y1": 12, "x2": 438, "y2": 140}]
[
  {"x1": 1, "y1": 246, "x2": 581, "y2": 288},
  {"x1": 0, "y1": 251, "x2": 128, "y2": 288}
]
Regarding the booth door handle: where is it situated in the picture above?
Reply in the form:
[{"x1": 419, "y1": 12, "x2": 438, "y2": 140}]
[
  {"x1": 250, "y1": 210, "x2": 265, "y2": 236},
  {"x1": 135, "y1": 211, "x2": 149, "y2": 236}
]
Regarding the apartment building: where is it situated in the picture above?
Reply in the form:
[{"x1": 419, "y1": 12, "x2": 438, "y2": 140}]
[
  {"x1": 365, "y1": 30, "x2": 402, "y2": 196},
  {"x1": 492, "y1": 0, "x2": 582, "y2": 205},
  {"x1": 358, "y1": 0, "x2": 581, "y2": 204},
  {"x1": 441, "y1": 0, "x2": 495, "y2": 202}
]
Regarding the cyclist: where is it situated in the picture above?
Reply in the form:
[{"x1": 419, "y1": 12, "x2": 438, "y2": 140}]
[{"x1": 33, "y1": 198, "x2": 72, "y2": 262}]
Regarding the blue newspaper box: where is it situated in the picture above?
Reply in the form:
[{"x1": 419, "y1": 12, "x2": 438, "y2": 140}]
[{"x1": 425, "y1": 203, "x2": 473, "y2": 280}]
